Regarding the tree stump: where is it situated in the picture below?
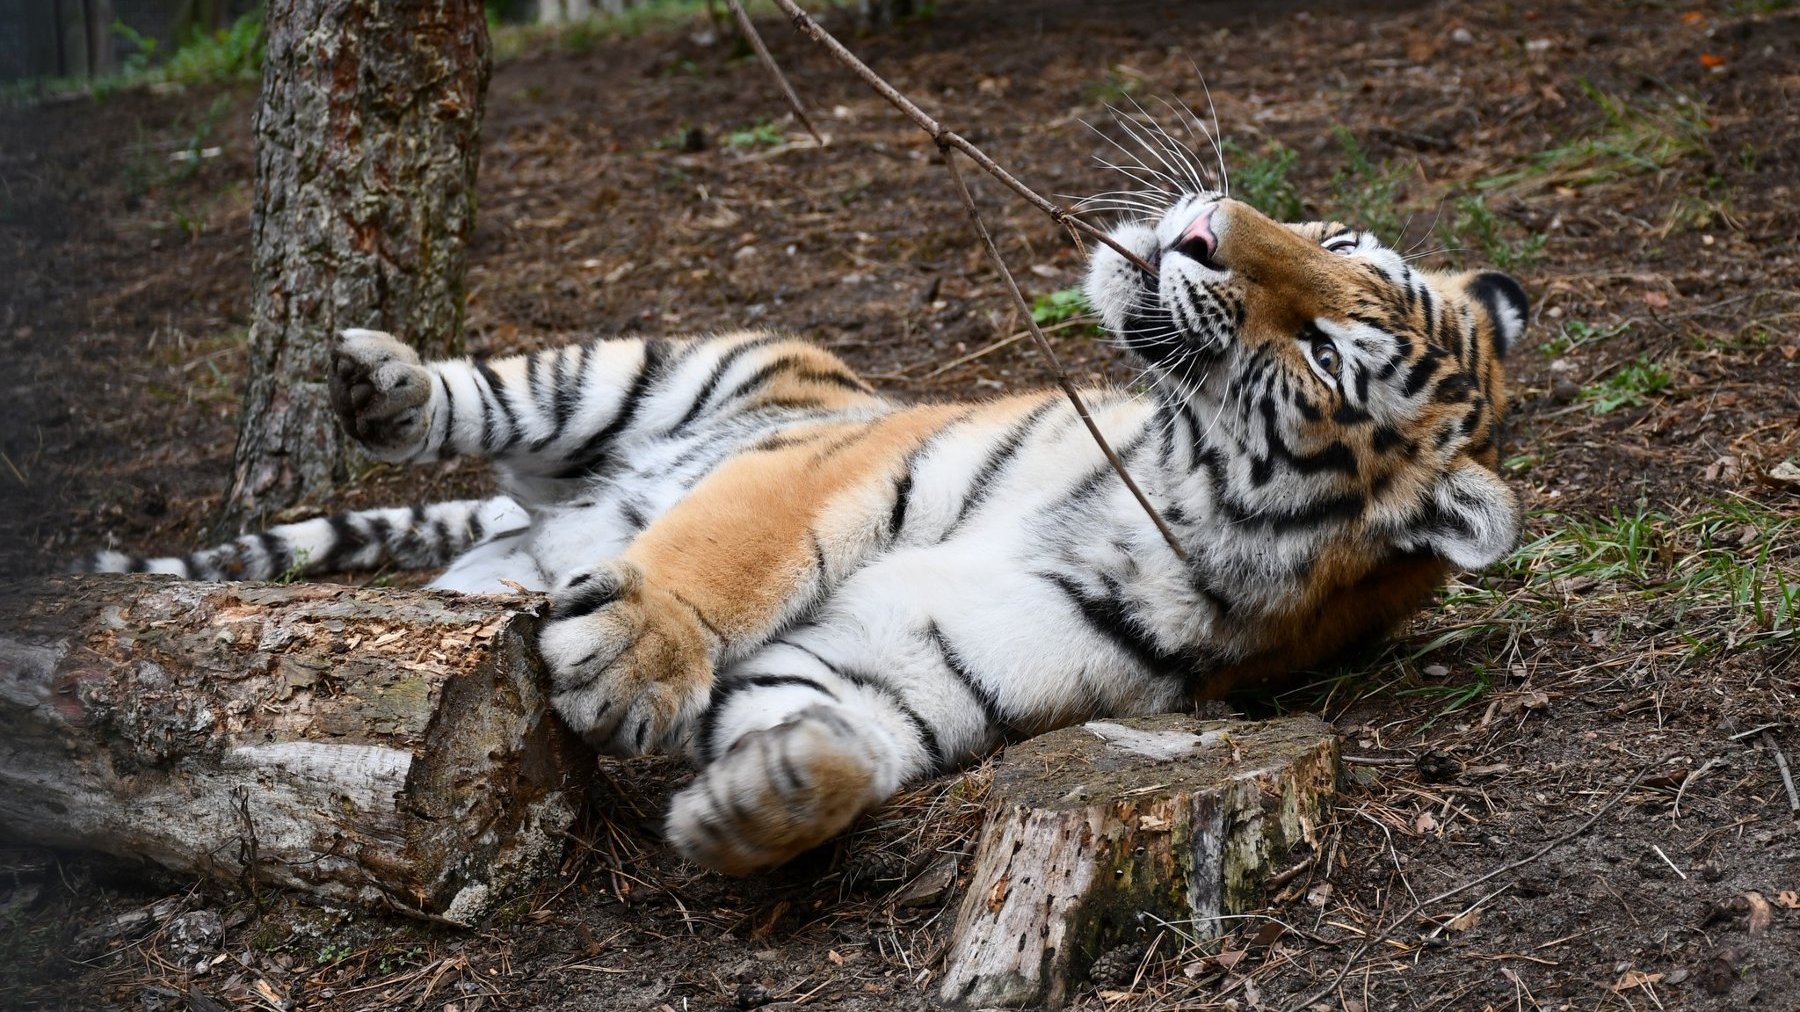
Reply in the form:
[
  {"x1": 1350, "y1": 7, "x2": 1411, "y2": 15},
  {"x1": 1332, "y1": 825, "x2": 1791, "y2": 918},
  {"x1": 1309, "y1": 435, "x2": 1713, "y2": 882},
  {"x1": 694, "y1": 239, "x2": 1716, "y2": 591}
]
[
  {"x1": 0, "y1": 576, "x2": 590, "y2": 924},
  {"x1": 939, "y1": 714, "x2": 1338, "y2": 1008}
]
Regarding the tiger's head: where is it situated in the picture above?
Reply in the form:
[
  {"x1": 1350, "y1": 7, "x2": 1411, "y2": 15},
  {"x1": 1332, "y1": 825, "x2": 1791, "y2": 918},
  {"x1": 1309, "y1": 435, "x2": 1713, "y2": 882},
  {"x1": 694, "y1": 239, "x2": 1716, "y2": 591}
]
[{"x1": 1085, "y1": 191, "x2": 1526, "y2": 574}]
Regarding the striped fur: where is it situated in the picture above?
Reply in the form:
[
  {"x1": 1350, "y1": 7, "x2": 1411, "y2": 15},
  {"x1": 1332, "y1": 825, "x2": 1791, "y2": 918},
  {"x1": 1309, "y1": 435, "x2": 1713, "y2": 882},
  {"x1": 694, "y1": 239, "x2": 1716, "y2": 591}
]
[{"x1": 82, "y1": 193, "x2": 1526, "y2": 874}]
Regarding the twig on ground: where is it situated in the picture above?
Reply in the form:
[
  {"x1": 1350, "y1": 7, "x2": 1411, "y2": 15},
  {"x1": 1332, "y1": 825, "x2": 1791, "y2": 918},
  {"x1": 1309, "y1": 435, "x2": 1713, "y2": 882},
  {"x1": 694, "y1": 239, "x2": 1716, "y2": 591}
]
[
  {"x1": 1763, "y1": 730, "x2": 1800, "y2": 817},
  {"x1": 1286, "y1": 763, "x2": 1656, "y2": 1012},
  {"x1": 725, "y1": 0, "x2": 1186, "y2": 559},
  {"x1": 1650, "y1": 844, "x2": 1687, "y2": 880}
]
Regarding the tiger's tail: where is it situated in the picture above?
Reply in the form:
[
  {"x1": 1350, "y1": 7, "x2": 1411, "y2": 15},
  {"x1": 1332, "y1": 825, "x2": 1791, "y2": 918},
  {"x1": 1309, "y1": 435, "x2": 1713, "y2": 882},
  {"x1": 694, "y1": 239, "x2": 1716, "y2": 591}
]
[{"x1": 77, "y1": 497, "x2": 526, "y2": 582}]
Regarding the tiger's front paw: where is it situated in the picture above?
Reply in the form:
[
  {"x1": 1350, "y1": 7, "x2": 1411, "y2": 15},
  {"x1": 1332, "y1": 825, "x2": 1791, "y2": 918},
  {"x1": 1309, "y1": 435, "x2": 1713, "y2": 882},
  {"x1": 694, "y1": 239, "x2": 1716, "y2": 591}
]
[
  {"x1": 665, "y1": 705, "x2": 896, "y2": 875},
  {"x1": 330, "y1": 329, "x2": 432, "y2": 461},
  {"x1": 538, "y1": 560, "x2": 714, "y2": 756}
]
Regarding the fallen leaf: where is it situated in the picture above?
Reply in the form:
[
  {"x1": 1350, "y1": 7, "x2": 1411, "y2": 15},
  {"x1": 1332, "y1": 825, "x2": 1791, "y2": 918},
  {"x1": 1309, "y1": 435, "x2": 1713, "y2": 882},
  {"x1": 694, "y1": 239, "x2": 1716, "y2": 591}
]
[
  {"x1": 1643, "y1": 290, "x2": 1671, "y2": 307},
  {"x1": 1775, "y1": 891, "x2": 1800, "y2": 910},
  {"x1": 827, "y1": 949, "x2": 845, "y2": 965},
  {"x1": 1446, "y1": 908, "x2": 1482, "y2": 932},
  {"x1": 1306, "y1": 882, "x2": 1334, "y2": 908},
  {"x1": 1680, "y1": 11, "x2": 1705, "y2": 24},
  {"x1": 1699, "y1": 52, "x2": 1726, "y2": 68},
  {"x1": 1766, "y1": 461, "x2": 1800, "y2": 486},
  {"x1": 1415, "y1": 810, "x2": 1439, "y2": 834},
  {"x1": 1613, "y1": 969, "x2": 1665, "y2": 991},
  {"x1": 1744, "y1": 891, "x2": 1773, "y2": 934}
]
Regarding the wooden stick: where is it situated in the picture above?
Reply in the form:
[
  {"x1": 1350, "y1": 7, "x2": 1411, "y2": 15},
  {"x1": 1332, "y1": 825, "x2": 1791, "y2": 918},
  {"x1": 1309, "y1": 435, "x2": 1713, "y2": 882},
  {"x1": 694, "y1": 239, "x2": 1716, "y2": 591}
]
[
  {"x1": 1764, "y1": 730, "x2": 1800, "y2": 817},
  {"x1": 940, "y1": 149, "x2": 1186, "y2": 559},
  {"x1": 723, "y1": 0, "x2": 823, "y2": 146},
  {"x1": 725, "y1": 0, "x2": 1184, "y2": 559},
  {"x1": 745, "y1": 0, "x2": 1158, "y2": 277}
]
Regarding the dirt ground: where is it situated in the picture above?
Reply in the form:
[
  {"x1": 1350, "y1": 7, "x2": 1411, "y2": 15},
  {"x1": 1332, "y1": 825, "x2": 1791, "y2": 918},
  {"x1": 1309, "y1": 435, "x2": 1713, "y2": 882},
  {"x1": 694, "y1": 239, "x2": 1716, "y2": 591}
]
[{"x1": 3, "y1": 0, "x2": 1798, "y2": 1009}]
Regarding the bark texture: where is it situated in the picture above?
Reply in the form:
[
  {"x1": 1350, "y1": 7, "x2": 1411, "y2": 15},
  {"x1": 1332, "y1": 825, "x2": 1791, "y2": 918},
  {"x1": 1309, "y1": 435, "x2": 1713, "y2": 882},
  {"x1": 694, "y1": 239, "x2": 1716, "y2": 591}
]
[
  {"x1": 939, "y1": 714, "x2": 1339, "y2": 1008},
  {"x1": 225, "y1": 0, "x2": 490, "y2": 530},
  {"x1": 0, "y1": 576, "x2": 590, "y2": 924}
]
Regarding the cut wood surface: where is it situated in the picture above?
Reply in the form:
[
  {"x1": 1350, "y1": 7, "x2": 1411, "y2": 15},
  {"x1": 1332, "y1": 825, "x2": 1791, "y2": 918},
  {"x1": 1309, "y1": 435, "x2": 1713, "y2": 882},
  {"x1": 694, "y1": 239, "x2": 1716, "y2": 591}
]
[
  {"x1": 940, "y1": 713, "x2": 1339, "y2": 1008},
  {"x1": 0, "y1": 575, "x2": 590, "y2": 924}
]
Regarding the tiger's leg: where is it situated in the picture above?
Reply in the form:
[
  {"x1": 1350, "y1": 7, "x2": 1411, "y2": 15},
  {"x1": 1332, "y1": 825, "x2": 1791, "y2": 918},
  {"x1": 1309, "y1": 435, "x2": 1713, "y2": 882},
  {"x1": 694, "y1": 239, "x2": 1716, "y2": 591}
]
[
  {"x1": 329, "y1": 328, "x2": 879, "y2": 480},
  {"x1": 662, "y1": 625, "x2": 1000, "y2": 874},
  {"x1": 536, "y1": 404, "x2": 965, "y2": 757}
]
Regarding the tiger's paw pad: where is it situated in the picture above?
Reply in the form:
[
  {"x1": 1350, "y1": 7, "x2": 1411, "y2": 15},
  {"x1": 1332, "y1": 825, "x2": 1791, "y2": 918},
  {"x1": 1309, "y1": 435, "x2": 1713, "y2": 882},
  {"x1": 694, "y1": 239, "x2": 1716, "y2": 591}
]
[
  {"x1": 539, "y1": 561, "x2": 709, "y2": 756},
  {"x1": 666, "y1": 706, "x2": 891, "y2": 875},
  {"x1": 331, "y1": 329, "x2": 432, "y2": 460}
]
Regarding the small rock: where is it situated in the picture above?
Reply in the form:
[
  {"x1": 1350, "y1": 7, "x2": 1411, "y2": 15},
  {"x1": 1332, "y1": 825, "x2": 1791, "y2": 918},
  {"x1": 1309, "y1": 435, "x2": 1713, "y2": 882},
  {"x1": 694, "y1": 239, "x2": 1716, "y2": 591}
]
[
  {"x1": 1415, "y1": 750, "x2": 1463, "y2": 784},
  {"x1": 166, "y1": 910, "x2": 224, "y2": 958},
  {"x1": 895, "y1": 854, "x2": 958, "y2": 909},
  {"x1": 735, "y1": 981, "x2": 773, "y2": 1009},
  {"x1": 1551, "y1": 377, "x2": 1582, "y2": 403},
  {"x1": 1451, "y1": 27, "x2": 1474, "y2": 44}
]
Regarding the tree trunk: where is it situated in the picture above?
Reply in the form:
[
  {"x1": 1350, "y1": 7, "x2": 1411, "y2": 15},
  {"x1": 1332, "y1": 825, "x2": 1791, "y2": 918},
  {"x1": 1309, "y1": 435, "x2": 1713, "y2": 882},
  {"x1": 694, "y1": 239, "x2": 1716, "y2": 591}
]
[
  {"x1": 224, "y1": 0, "x2": 490, "y2": 532},
  {"x1": 0, "y1": 576, "x2": 591, "y2": 924},
  {"x1": 939, "y1": 714, "x2": 1339, "y2": 1008}
]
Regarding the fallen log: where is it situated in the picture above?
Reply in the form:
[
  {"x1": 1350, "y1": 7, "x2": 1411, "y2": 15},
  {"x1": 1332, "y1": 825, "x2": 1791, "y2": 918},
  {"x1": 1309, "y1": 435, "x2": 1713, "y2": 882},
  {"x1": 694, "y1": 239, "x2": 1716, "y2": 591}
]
[
  {"x1": 940, "y1": 713, "x2": 1338, "y2": 1008},
  {"x1": 0, "y1": 575, "x2": 591, "y2": 924}
]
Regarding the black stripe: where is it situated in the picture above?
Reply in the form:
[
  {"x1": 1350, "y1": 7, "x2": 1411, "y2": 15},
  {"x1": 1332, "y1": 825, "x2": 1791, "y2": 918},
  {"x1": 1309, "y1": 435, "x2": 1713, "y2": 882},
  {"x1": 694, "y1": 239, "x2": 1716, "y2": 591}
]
[
  {"x1": 888, "y1": 469, "x2": 914, "y2": 541},
  {"x1": 475, "y1": 359, "x2": 520, "y2": 451},
  {"x1": 716, "y1": 353, "x2": 809, "y2": 408},
  {"x1": 435, "y1": 372, "x2": 459, "y2": 456},
  {"x1": 669, "y1": 335, "x2": 779, "y2": 434},
  {"x1": 1039, "y1": 571, "x2": 1196, "y2": 684},
  {"x1": 947, "y1": 399, "x2": 1062, "y2": 533},
  {"x1": 778, "y1": 640, "x2": 946, "y2": 771},
  {"x1": 555, "y1": 339, "x2": 669, "y2": 479},
  {"x1": 927, "y1": 623, "x2": 1011, "y2": 735},
  {"x1": 1401, "y1": 350, "x2": 1442, "y2": 398},
  {"x1": 257, "y1": 532, "x2": 291, "y2": 579}
]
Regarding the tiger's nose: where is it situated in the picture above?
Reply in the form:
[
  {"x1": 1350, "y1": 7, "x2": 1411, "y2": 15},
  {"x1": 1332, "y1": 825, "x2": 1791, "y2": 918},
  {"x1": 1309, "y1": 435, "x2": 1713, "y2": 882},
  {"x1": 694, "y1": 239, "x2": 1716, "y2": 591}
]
[{"x1": 1173, "y1": 202, "x2": 1220, "y2": 269}]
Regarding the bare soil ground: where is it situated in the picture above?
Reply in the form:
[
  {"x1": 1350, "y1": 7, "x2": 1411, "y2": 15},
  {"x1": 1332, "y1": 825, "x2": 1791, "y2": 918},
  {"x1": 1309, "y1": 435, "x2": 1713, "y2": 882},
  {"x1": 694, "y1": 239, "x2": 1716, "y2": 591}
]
[{"x1": 3, "y1": 1, "x2": 1798, "y2": 1009}]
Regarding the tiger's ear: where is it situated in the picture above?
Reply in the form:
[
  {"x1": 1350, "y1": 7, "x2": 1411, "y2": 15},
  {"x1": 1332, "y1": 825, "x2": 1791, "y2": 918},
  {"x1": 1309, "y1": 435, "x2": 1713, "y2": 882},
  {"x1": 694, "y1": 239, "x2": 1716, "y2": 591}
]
[
  {"x1": 1464, "y1": 270, "x2": 1529, "y2": 358},
  {"x1": 1415, "y1": 460, "x2": 1520, "y2": 570}
]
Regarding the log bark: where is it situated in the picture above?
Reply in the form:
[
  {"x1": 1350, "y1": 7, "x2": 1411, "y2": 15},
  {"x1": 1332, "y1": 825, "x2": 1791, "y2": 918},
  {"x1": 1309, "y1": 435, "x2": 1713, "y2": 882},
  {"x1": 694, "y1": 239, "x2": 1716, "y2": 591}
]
[
  {"x1": 224, "y1": 0, "x2": 490, "y2": 531},
  {"x1": 939, "y1": 714, "x2": 1339, "y2": 1008},
  {"x1": 0, "y1": 576, "x2": 590, "y2": 924}
]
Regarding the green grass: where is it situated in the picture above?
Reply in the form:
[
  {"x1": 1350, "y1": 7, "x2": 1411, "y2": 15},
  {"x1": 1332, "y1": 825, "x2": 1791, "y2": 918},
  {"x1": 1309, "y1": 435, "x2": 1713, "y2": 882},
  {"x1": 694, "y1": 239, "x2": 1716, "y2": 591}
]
[
  {"x1": 1222, "y1": 140, "x2": 1304, "y2": 221},
  {"x1": 1584, "y1": 356, "x2": 1672, "y2": 414},
  {"x1": 1539, "y1": 319, "x2": 1630, "y2": 358},
  {"x1": 4, "y1": 12, "x2": 262, "y2": 103},
  {"x1": 1030, "y1": 287, "x2": 1092, "y2": 326},
  {"x1": 1286, "y1": 498, "x2": 1800, "y2": 714},
  {"x1": 1478, "y1": 79, "x2": 1709, "y2": 195},
  {"x1": 1440, "y1": 195, "x2": 1546, "y2": 272},
  {"x1": 724, "y1": 119, "x2": 785, "y2": 148}
]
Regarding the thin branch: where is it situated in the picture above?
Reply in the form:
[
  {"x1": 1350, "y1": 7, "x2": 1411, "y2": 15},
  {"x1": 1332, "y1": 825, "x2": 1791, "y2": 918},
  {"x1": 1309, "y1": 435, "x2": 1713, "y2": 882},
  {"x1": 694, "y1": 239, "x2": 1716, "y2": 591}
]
[
  {"x1": 1285, "y1": 764, "x2": 1656, "y2": 1011},
  {"x1": 752, "y1": 0, "x2": 1158, "y2": 277},
  {"x1": 723, "y1": 0, "x2": 824, "y2": 146},
  {"x1": 726, "y1": 0, "x2": 1184, "y2": 559},
  {"x1": 941, "y1": 148, "x2": 1187, "y2": 560}
]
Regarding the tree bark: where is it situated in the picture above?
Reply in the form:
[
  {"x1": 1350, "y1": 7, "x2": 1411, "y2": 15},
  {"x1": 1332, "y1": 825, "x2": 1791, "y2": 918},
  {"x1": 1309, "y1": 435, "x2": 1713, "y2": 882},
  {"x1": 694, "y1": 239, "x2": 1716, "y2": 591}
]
[
  {"x1": 939, "y1": 714, "x2": 1339, "y2": 1008},
  {"x1": 0, "y1": 576, "x2": 590, "y2": 924},
  {"x1": 224, "y1": 0, "x2": 490, "y2": 532}
]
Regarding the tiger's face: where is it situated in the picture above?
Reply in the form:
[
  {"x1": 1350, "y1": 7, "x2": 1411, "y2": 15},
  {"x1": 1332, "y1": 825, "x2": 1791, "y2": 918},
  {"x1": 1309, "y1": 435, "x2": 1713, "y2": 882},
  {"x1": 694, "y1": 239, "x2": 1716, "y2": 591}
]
[{"x1": 1085, "y1": 192, "x2": 1527, "y2": 571}]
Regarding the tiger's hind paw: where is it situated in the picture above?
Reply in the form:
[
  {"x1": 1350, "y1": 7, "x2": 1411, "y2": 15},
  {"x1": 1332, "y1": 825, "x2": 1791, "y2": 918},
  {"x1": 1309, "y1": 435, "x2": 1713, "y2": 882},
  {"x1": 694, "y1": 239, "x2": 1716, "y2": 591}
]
[
  {"x1": 665, "y1": 705, "x2": 897, "y2": 875},
  {"x1": 539, "y1": 560, "x2": 714, "y2": 756},
  {"x1": 331, "y1": 329, "x2": 432, "y2": 461}
]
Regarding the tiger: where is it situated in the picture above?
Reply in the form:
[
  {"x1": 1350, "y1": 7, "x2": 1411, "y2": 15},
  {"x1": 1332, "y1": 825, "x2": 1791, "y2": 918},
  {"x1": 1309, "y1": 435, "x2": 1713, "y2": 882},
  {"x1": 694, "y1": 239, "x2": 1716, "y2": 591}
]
[{"x1": 83, "y1": 190, "x2": 1527, "y2": 875}]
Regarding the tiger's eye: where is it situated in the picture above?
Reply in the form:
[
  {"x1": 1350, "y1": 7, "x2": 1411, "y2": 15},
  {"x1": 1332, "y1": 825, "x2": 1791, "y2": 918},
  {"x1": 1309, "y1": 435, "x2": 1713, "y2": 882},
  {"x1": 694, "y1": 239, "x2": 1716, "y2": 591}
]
[{"x1": 1312, "y1": 342, "x2": 1341, "y2": 377}]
